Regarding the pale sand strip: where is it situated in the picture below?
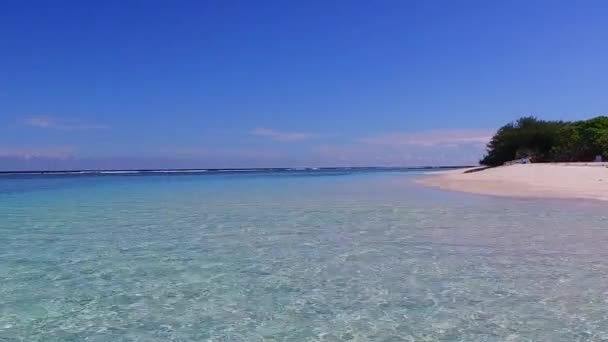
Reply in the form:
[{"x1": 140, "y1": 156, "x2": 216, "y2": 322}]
[{"x1": 417, "y1": 163, "x2": 608, "y2": 201}]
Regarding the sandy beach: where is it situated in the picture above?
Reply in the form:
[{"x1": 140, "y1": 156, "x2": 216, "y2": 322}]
[{"x1": 418, "y1": 163, "x2": 608, "y2": 201}]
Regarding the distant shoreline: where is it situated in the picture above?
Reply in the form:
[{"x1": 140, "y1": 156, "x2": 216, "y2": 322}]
[
  {"x1": 417, "y1": 163, "x2": 608, "y2": 202},
  {"x1": 0, "y1": 166, "x2": 471, "y2": 176}
]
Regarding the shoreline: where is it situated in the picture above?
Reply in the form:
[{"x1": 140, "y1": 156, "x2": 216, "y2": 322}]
[{"x1": 417, "y1": 163, "x2": 608, "y2": 202}]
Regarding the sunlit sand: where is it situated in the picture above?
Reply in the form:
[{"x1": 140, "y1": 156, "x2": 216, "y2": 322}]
[{"x1": 418, "y1": 163, "x2": 608, "y2": 201}]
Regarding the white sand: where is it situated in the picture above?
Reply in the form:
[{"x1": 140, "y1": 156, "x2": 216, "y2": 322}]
[{"x1": 417, "y1": 163, "x2": 608, "y2": 201}]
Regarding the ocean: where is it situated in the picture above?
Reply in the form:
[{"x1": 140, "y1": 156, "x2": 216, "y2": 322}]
[{"x1": 1, "y1": 169, "x2": 607, "y2": 341}]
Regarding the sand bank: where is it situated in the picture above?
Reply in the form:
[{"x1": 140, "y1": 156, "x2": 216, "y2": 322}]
[{"x1": 417, "y1": 163, "x2": 608, "y2": 201}]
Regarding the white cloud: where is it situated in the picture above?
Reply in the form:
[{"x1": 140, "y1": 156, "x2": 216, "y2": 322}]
[
  {"x1": 251, "y1": 127, "x2": 317, "y2": 142},
  {"x1": 310, "y1": 129, "x2": 494, "y2": 166},
  {"x1": 0, "y1": 146, "x2": 77, "y2": 159},
  {"x1": 24, "y1": 116, "x2": 109, "y2": 130},
  {"x1": 314, "y1": 143, "x2": 484, "y2": 166},
  {"x1": 359, "y1": 129, "x2": 493, "y2": 147},
  {"x1": 157, "y1": 146, "x2": 283, "y2": 159}
]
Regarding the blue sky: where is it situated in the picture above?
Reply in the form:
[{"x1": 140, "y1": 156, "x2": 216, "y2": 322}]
[{"x1": 1, "y1": 0, "x2": 608, "y2": 170}]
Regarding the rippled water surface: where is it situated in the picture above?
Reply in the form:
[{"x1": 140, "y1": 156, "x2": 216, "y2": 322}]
[{"x1": 1, "y1": 170, "x2": 608, "y2": 341}]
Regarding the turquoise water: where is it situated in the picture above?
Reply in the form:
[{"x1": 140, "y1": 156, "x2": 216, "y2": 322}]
[{"x1": 1, "y1": 170, "x2": 608, "y2": 341}]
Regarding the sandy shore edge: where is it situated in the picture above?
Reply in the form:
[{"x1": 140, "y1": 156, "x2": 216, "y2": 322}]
[{"x1": 417, "y1": 163, "x2": 608, "y2": 202}]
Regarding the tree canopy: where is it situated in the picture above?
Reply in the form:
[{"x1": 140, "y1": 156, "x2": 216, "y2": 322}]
[{"x1": 480, "y1": 116, "x2": 608, "y2": 166}]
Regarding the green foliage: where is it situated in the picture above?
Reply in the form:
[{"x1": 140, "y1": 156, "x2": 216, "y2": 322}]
[{"x1": 480, "y1": 116, "x2": 608, "y2": 166}]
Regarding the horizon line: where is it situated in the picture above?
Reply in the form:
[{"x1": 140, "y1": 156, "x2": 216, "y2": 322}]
[{"x1": 0, "y1": 165, "x2": 475, "y2": 175}]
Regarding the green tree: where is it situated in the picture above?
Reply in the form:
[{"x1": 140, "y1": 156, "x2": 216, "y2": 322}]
[{"x1": 480, "y1": 116, "x2": 608, "y2": 166}]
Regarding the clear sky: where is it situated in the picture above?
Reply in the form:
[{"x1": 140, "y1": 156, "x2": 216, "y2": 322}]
[{"x1": 1, "y1": 0, "x2": 607, "y2": 170}]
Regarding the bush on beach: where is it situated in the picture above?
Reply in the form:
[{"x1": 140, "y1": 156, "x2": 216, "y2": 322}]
[{"x1": 480, "y1": 116, "x2": 608, "y2": 166}]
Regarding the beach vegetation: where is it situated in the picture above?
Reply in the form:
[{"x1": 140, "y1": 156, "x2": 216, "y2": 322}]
[{"x1": 480, "y1": 116, "x2": 608, "y2": 166}]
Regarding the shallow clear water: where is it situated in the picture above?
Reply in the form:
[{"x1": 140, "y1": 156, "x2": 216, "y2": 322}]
[{"x1": 1, "y1": 170, "x2": 608, "y2": 341}]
